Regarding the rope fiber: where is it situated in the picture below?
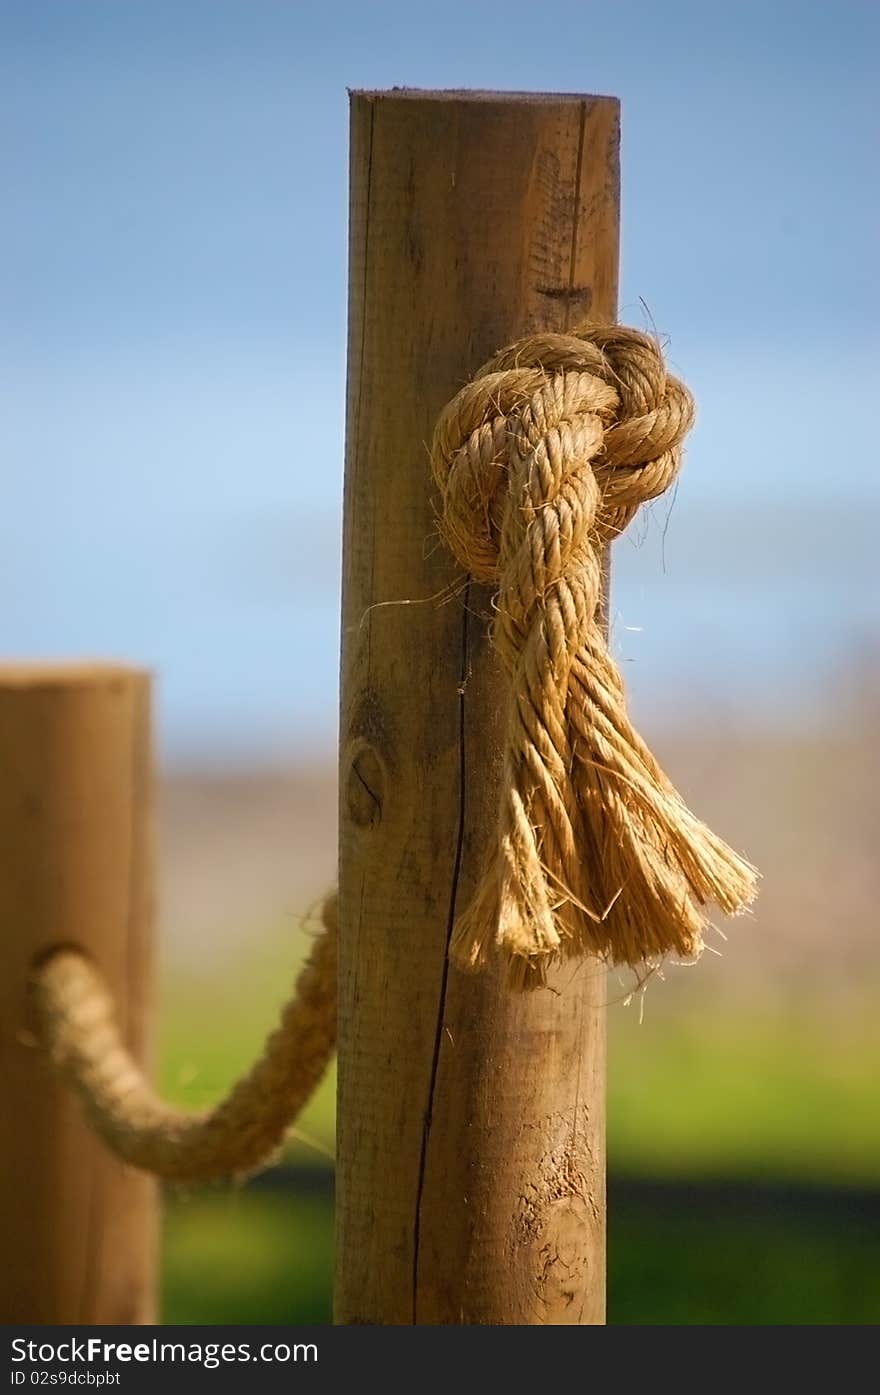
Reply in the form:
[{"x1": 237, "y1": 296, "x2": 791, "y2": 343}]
[{"x1": 31, "y1": 323, "x2": 756, "y2": 1180}]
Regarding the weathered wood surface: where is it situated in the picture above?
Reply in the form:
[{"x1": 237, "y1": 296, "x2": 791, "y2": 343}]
[{"x1": 0, "y1": 665, "x2": 157, "y2": 1322}]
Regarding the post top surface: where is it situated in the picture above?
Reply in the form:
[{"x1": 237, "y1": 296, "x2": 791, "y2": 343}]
[
  {"x1": 0, "y1": 661, "x2": 150, "y2": 690},
  {"x1": 350, "y1": 87, "x2": 618, "y2": 107}
]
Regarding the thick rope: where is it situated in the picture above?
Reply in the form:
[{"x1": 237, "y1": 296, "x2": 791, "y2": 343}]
[
  {"x1": 31, "y1": 321, "x2": 757, "y2": 1182},
  {"x1": 31, "y1": 896, "x2": 337, "y2": 1183},
  {"x1": 431, "y1": 324, "x2": 757, "y2": 986}
]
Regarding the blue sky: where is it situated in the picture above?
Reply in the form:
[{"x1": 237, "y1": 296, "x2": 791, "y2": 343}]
[{"x1": 2, "y1": 2, "x2": 878, "y2": 759}]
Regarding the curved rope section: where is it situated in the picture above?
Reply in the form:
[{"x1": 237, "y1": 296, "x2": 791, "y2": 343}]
[
  {"x1": 431, "y1": 324, "x2": 757, "y2": 986},
  {"x1": 31, "y1": 896, "x2": 337, "y2": 1183}
]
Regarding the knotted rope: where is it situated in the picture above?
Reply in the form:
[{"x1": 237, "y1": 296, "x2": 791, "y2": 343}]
[
  {"x1": 31, "y1": 322, "x2": 756, "y2": 1182},
  {"x1": 431, "y1": 324, "x2": 757, "y2": 986}
]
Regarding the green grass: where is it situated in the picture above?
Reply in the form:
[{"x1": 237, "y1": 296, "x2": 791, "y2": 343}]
[
  {"x1": 609, "y1": 1007, "x2": 880, "y2": 1185},
  {"x1": 163, "y1": 1193, "x2": 334, "y2": 1325},
  {"x1": 609, "y1": 1201, "x2": 880, "y2": 1325},
  {"x1": 158, "y1": 933, "x2": 336, "y2": 1165},
  {"x1": 161, "y1": 1188, "x2": 880, "y2": 1325}
]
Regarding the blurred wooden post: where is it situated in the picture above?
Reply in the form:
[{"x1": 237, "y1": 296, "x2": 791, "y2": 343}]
[
  {"x1": 0, "y1": 665, "x2": 157, "y2": 1322},
  {"x1": 337, "y1": 90, "x2": 620, "y2": 1324}
]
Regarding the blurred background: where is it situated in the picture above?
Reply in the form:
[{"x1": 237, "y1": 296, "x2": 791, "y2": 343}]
[{"x1": 3, "y1": 0, "x2": 879, "y2": 1324}]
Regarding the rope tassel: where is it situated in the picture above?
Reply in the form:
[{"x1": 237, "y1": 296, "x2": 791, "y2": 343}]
[{"x1": 431, "y1": 324, "x2": 758, "y2": 987}]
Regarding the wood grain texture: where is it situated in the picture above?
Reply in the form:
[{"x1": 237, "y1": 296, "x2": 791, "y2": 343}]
[
  {"x1": 0, "y1": 665, "x2": 157, "y2": 1322},
  {"x1": 336, "y1": 91, "x2": 619, "y2": 1325}
]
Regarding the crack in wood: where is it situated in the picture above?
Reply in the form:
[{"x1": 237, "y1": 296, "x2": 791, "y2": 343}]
[{"x1": 410, "y1": 584, "x2": 471, "y2": 1323}]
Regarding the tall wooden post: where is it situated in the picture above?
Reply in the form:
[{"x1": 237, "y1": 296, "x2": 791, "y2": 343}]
[
  {"x1": 337, "y1": 90, "x2": 619, "y2": 1324},
  {"x1": 0, "y1": 664, "x2": 157, "y2": 1323}
]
